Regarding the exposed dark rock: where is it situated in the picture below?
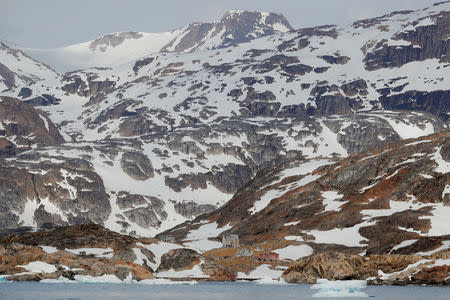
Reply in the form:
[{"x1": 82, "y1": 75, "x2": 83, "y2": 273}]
[
  {"x1": 0, "y1": 96, "x2": 64, "y2": 157},
  {"x1": 255, "y1": 55, "x2": 300, "y2": 73},
  {"x1": 311, "y1": 95, "x2": 354, "y2": 116},
  {"x1": 157, "y1": 248, "x2": 202, "y2": 272},
  {"x1": 320, "y1": 55, "x2": 350, "y2": 65},
  {"x1": 133, "y1": 57, "x2": 154, "y2": 75},
  {"x1": 120, "y1": 151, "x2": 154, "y2": 180},
  {"x1": 116, "y1": 192, "x2": 167, "y2": 229},
  {"x1": 18, "y1": 87, "x2": 32, "y2": 99},
  {"x1": 314, "y1": 67, "x2": 329, "y2": 73},
  {"x1": 380, "y1": 90, "x2": 450, "y2": 121},
  {"x1": 89, "y1": 32, "x2": 144, "y2": 51},
  {"x1": 364, "y1": 11, "x2": 450, "y2": 70},
  {"x1": 174, "y1": 201, "x2": 216, "y2": 219},
  {"x1": 246, "y1": 101, "x2": 281, "y2": 116},
  {"x1": 246, "y1": 90, "x2": 276, "y2": 102},
  {"x1": 282, "y1": 64, "x2": 313, "y2": 76},
  {"x1": 0, "y1": 62, "x2": 15, "y2": 89},
  {"x1": 25, "y1": 94, "x2": 61, "y2": 106},
  {"x1": 341, "y1": 79, "x2": 368, "y2": 97}
]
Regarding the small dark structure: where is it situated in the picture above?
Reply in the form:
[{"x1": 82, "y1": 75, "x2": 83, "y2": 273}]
[
  {"x1": 159, "y1": 235, "x2": 176, "y2": 243},
  {"x1": 222, "y1": 234, "x2": 239, "y2": 248},
  {"x1": 258, "y1": 253, "x2": 279, "y2": 261}
]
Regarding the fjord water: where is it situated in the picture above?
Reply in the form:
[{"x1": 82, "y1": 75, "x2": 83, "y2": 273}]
[{"x1": 0, "y1": 282, "x2": 449, "y2": 300}]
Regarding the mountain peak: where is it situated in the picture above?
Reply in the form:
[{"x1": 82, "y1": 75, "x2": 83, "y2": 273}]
[
  {"x1": 162, "y1": 9, "x2": 293, "y2": 52},
  {"x1": 89, "y1": 31, "x2": 144, "y2": 52},
  {"x1": 220, "y1": 10, "x2": 293, "y2": 33}
]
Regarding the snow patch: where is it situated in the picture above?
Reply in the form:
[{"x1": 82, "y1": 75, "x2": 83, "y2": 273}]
[
  {"x1": 40, "y1": 246, "x2": 58, "y2": 254},
  {"x1": 156, "y1": 262, "x2": 209, "y2": 278},
  {"x1": 17, "y1": 261, "x2": 57, "y2": 274},
  {"x1": 431, "y1": 146, "x2": 450, "y2": 174},
  {"x1": 66, "y1": 247, "x2": 114, "y2": 258},
  {"x1": 274, "y1": 244, "x2": 313, "y2": 260},
  {"x1": 306, "y1": 221, "x2": 376, "y2": 247},
  {"x1": 237, "y1": 264, "x2": 283, "y2": 279},
  {"x1": 321, "y1": 191, "x2": 346, "y2": 213},
  {"x1": 390, "y1": 239, "x2": 418, "y2": 252},
  {"x1": 184, "y1": 222, "x2": 231, "y2": 252}
]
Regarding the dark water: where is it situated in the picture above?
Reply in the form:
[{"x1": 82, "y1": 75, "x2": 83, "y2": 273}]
[{"x1": 0, "y1": 282, "x2": 449, "y2": 300}]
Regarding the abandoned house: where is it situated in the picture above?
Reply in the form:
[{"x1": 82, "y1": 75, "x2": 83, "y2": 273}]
[
  {"x1": 258, "y1": 253, "x2": 279, "y2": 261},
  {"x1": 222, "y1": 234, "x2": 239, "y2": 248}
]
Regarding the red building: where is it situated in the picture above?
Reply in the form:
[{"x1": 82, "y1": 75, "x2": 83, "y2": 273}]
[{"x1": 258, "y1": 253, "x2": 279, "y2": 261}]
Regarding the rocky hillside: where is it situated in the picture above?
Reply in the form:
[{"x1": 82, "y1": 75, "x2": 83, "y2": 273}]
[
  {"x1": 0, "y1": 110, "x2": 443, "y2": 236},
  {"x1": 164, "y1": 131, "x2": 450, "y2": 259},
  {"x1": 23, "y1": 10, "x2": 292, "y2": 72},
  {"x1": 0, "y1": 2, "x2": 448, "y2": 237}
]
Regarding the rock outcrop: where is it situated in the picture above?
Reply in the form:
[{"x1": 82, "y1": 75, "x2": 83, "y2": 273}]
[
  {"x1": 0, "y1": 223, "x2": 155, "y2": 281},
  {"x1": 282, "y1": 251, "x2": 450, "y2": 285},
  {"x1": 0, "y1": 96, "x2": 64, "y2": 157},
  {"x1": 157, "y1": 249, "x2": 201, "y2": 273}
]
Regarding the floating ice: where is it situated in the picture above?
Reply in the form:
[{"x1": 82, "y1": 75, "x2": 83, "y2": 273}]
[
  {"x1": 40, "y1": 276, "x2": 76, "y2": 283},
  {"x1": 237, "y1": 264, "x2": 283, "y2": 279},
  {"x1": 138, "y1": 278, "x2": 197, "y2": 285},
  {"x1": 254, "y1": 277, "x2": 286, "y2": 285},
  {"x1": 71, "y1": 273, "x2": 197, "y2": 285},
  {"x1": 311, "y1": 279, "x2": 369, "y2": 298},
  {"x1": 74, "y1": 274, "x2": 123, "y2": 284}
]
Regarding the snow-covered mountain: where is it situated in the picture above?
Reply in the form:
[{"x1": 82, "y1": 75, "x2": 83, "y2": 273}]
[
  {"x1": 0, "y1": 42, "x2": 58, "y2": 91},
  {"x1": 22, "y1": 10, "x2": 293, "y2": 72},
  {"x1": 0, "y1": 2, "x2": 448, "y2": 238}
]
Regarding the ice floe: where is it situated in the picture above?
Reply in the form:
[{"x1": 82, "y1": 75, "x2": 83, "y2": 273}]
[{"x1": 311, "y1": 279, "x2": 368, "y2": 298}]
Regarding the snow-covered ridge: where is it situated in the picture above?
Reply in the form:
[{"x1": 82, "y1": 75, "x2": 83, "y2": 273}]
[
  {"x1": 21, "y1": 10, "x2": 292, "y2": 72},
  {"x1": 23, "y1": 30, "x2": 183, "y2": 73},
  {"x1": 0, "y1": 42, "x2": 58, "y2": 91}
]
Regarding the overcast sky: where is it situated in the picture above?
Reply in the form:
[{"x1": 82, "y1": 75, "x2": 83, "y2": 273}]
[{"x1": 0, "y1": 0, "x2": 439, "y2": 48}]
